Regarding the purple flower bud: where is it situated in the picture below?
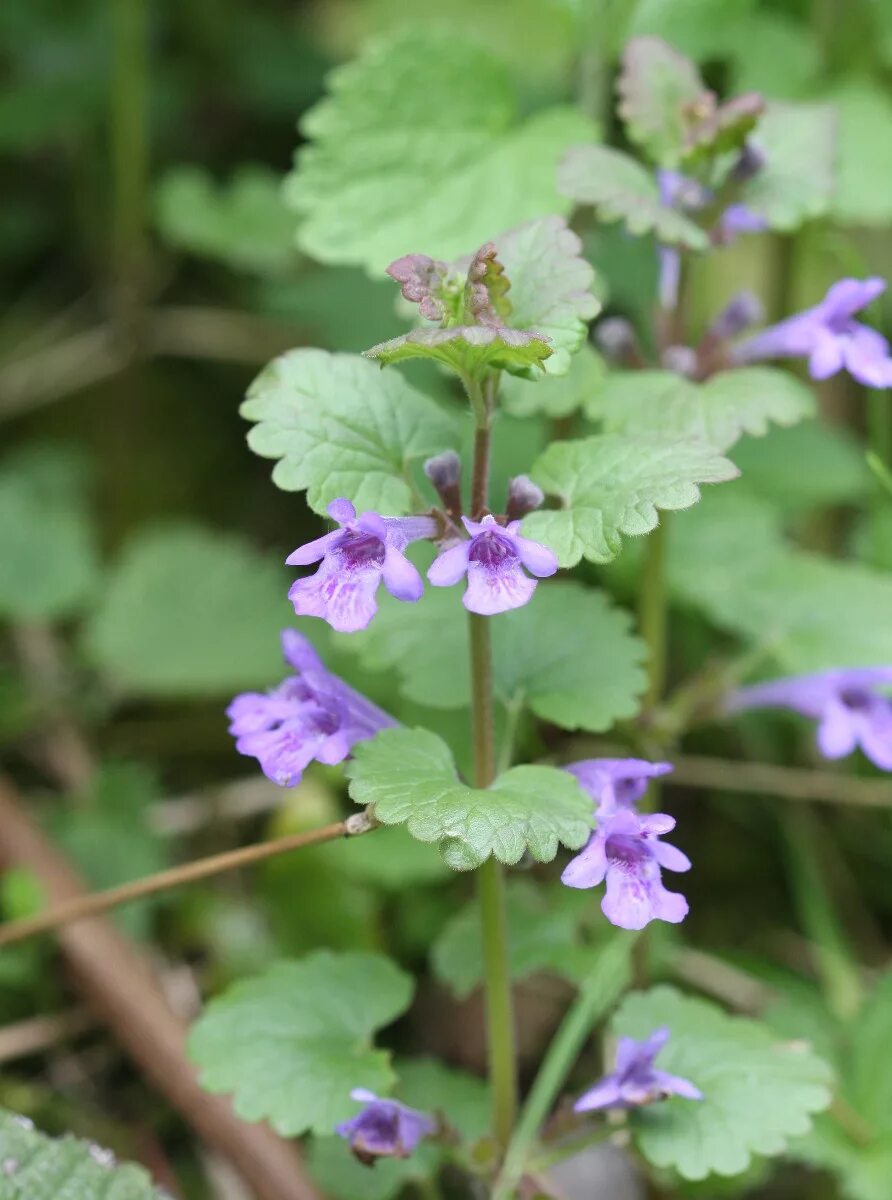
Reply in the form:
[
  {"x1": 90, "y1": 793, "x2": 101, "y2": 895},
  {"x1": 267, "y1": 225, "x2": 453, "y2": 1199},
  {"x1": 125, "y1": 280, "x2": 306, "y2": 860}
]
[
  {"x1": 733, "y1": 277, "x2": 892, "y2": 389},
  {"x1": 574, "y1": 1028, "x2": 702, "y2": 1113},
  {"x1": 335, "y1": 1090, "x2": 435, "y2": 1164},
  {"x1": 594, "y1": 317, "x2": 641, "y2": 365},
  {"x1": 287, "y1": 499, "x2": 438, "y2": 634},
  {"x1": 727, "y1": 667, "x2": 892, "y2": 770},
  {"x1": 226, "y1": 631, "x2": 396, "y2": 787},
  {"x1": 714, "y1": 203, "x2": 767, "y2": 244},
  {"x1": 562, "y1": 810, "x2": 690, "y2": 931},
  {"x1": 424, "y1": 451, "x2": 463, "y2": 518},
  {"x1": 426, "y1": 515, "x2": 558, "y2": 615},
  {"x1": 658, "y1": 170, "x2": 711, "y2": 213},
  {"x1": 506, "y1": 475, "x2": 544, "y2": 521},
  {"x1": 730, "y1": 141, "x2": 765, "y2": 183},
  {"x1": 707, "y1": 291, "x2": 765, "y2": 341},
  {"x1": 566, "y1": 758, "x2": 674, "y2": 819}
]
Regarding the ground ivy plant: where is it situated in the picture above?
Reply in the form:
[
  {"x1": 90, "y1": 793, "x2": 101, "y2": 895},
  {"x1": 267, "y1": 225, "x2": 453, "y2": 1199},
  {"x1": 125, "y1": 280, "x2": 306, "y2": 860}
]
[{"x1": 37, "y1": 26, "x2": 889, "y2": 1200}]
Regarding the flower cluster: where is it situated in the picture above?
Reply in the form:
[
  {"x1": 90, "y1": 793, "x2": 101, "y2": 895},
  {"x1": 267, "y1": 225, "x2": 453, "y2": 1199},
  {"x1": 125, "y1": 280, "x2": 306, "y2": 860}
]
[
  {"x1": 728, "y1": 667, "x2": 892, "y2": 770},
  {"x1": 575, "y1": 1028, "x2": 702, "y2": 1114},
  {"x1": 561, "y1": 759, "x2": 690, "y2": 931},
  {"x1": 286, "y1": 491, "x2": 558, "y2": 631},
  {"x1": 227, "y1": 630, "x2": 396, "y2": 786}
]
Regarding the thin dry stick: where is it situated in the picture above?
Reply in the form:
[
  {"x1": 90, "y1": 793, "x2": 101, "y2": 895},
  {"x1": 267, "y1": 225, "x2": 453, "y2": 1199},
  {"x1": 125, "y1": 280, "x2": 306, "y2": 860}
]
[
  {"x1": 0, "y1": 811, "x2": 376, "y2": 948},
  {"x1": 669, "y1": 752, "x2": 892, "y2": 809}
]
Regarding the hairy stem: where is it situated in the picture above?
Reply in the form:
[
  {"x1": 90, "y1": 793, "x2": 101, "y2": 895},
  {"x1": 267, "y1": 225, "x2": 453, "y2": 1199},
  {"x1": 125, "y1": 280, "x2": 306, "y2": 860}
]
[
  {"x1": 0, "y1": 812, "x2": 376, "y2": 947},
  {"x1": 494, "y1": 936, "x2": 633, "y2": 1197}
]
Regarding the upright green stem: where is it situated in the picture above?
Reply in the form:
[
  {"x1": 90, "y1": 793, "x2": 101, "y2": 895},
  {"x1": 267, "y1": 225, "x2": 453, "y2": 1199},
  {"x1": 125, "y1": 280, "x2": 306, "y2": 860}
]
[
  {"x1": 639, "y1": 517, "x2": 668, "y2": 711},
  {"x1": 467, "y1": 372, "x2": 517, "y2": 1154},
  {"x1": 493, "y1": 936, "x2": 633, "y2": 1199}
]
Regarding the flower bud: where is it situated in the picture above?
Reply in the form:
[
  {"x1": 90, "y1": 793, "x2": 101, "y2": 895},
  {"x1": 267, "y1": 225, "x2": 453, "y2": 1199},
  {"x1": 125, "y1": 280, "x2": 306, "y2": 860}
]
[
  {"x1": 506, "y1": 475, "x2": 545, "y2": 521},
  {"x1": 423, "y1": 450, "x2": 462, "y2": 517}
]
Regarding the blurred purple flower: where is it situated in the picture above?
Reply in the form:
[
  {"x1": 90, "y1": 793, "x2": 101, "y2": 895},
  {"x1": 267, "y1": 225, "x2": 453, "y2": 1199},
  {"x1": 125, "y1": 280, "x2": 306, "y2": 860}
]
[
  {"x1": 565, "y1": 758, "x2": 674, "y2": 819},
  {"x1": 575, "y1": 1028, "x2": 702, "y2": 1113},
  {"x1": 336, "y1": 1089, "x2": 436, "y2": 1164},
  {"x1": 562, "y1": 810, "x2": 690, "y2": 931},
  {"x1": 287, "y1": 499, "x2": 437, "y2": 633},
  {"x1": 227, "y1": 630, "x2": 396, "y2": 786},
  {"x1": 427, "y1": 514, "x2": 557, "y2": 615},
  {"x1": 733, "y1": 278, "x2": 892, "y2": 388},
  {"x1": 714, "y1": 203, "x2": 767, "y2": 244},
  {"x1": 728, "y1": 667, "x2": 892, "y2": 770}
]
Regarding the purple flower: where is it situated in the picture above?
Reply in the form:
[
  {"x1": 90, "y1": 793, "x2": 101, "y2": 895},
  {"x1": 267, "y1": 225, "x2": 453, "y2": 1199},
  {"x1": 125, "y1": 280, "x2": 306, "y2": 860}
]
[
  {"x1": 335, "y1": 1089, "x2": 436, "y2": 1164},
  {"x1": 714, "y1": 203, "x2": 767, "y2": 244},
  {"x1": 287, "y1": 499, "x2": 438, "y2": 634},
  {"x1": 227, "y1": 630, "x2": 396, "y2": 786},
  {"x1": 566, "y1": 758, "x2": 674, "y2": 819},
  {"x1": 728, "y1": 667, "x2": 892, "y2": 770},
  {"x1": 733, "y1": 278, "x2": 892, "y2": 388},
  {"x1": 562, "y1": 810, "x2": 690, "y2": 931},
  {"x1": 427, "y1": 515, "x2": 558, "y2": 615},
  {"x1": 574, "y1": 1028, "x2": 702, "y2": 1113}
]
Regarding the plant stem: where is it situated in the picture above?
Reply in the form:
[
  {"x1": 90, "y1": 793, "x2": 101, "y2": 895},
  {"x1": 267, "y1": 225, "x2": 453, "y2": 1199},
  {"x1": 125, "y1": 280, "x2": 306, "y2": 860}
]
[
  {"x1": 640, "y1": 518, "x2": 668, "y2": 711},
  {"x1": 493, "y1": 936, "x2": 633, "y2": 1198},
  {"x1": 467, "y1": 374, "x2": 517, "y2": 1153}
]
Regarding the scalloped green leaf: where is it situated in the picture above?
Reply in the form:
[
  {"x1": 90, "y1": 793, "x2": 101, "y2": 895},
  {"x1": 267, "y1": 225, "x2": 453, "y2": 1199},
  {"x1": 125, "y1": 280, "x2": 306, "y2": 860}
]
[
  {"x1": 346, "y1": 728, "x2": 593, "y2": 870},
  {"x1": 586, "y1": 367, "x2": 814, "y2": 453},
  {"x1": 154, "y1": 165, "x2": 295, "y2": 274},
  {"x1": 365, "y1": 325, "x2": 552, "y2": 377},
  {"x1": 558, "y1": 145, "x2": 707, "y2": 248},
  {"x1": 286, "y1": 29, "x2": 595, "y2": 275},
  {"x1": 613, "y1": 986, "x2": 832, "y2": 1181},
  {"x1": 502, "y1": 343, "x2": 607, "y2": 418},
  {"x1": 188, "y1": 951, "x2": 414, "y2": 1136},
  {"x1": 617, "y1": 36, "x2": 704, "y2": 166},
  {"x1": 524, "y1": 435, "x2": 738, "y2": 567},
  {"x1": 241, "y1": 349, "x2": 460, "y2": 513},
  {"x1": 742, "y1": 101, "x2": 837, "y2": 231},
  {"x1": 0, "y1": 1110, "x2": 165, "y2": 1198},
  {"x1": 343, "y1": 581, "x2": 647, "y2": 731}
]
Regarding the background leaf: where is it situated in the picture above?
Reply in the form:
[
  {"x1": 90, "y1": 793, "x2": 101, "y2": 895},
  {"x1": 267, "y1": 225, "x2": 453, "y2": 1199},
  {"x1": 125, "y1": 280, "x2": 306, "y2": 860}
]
[
  {"x1": 613, "y1": 985, "x2": 833, "y2": 1180},
  {"x1": 188, "y1": 950, "x2": 414, "y2": 1135},
  {"x1": 501, "y1": 344, "x2": 607, "y2": 419},
  {"x1": 286, "y1": 29, "x2": 595, "y2": 274},
  {"x1": 617, "y1": 36, "x2": 704, "y2": 167},
  {"x1": 743, "y1": 102, "x2": 837, "y2": 231}
]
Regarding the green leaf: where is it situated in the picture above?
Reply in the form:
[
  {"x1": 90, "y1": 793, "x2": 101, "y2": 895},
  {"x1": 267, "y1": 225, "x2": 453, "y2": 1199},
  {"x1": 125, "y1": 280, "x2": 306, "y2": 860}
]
[
  {"x1": 241, "y1": 349, "x2": 460, "y2": 513},
  {"x1": 307, "y1": 1136, "x2": 424, "y2": 1200},
  {"x1": 0, "y1": 1109, "x2": 165, "y2": 1198},
  {"x1": 848, "y1": 970, "x2": 892, "y2": 1132},
  {"x1": 726, "y1": 12, "x2": 821, "y2": 101},
  {"x1": 613, "y1": 985, "x2": 832, "y2": 1181},
  {"x1": 346, "y1": 728, "x2": 593, "y2": 870},
  {"x1": 0, "y1": 445, "x2": 99, "y2": 621},
  {"x1": 492, "y1": 216, "x2": 601, "y2": 375},
  {"x1": 792, "y1": 1118, "x2": 892, "y2": 1200},
  {"x1": 154, "y1": 165, "x2": 296, "y2": 274},
  {"x1": 286, "y1": 29, "x2": 595, "y2": 275},
  {"x1": 344, "y1": 581, "x2": 647, "y2": 731},
  {"x1": 364, "y1": 325, "x2": 552, "y2": 378},
  {"x1": 432, "y1": 879, "x2": 588, "y2": 999},
  {"x1": 617, "y1": 36, "x2": 705, "y2": 167},
  {"x1": 558, "y1": 145, "x2": 707, "y2": 249},
  {"x1": 335, "y1": 824, "x2": 452, "y2": 891},
  {"x1": 502, "y1": 344, "x2": 607, "y2": 419},
  {"x1": 188, "y1": 950, "x2": 414, "y2": 1136},
  {"x1": 742, "y1": 102, "x2": 837, "y2": 231},
  {"x1": 732, "y1": 420, "x2": 870, "y2": 512},
  {"x1": 523, "y1": 435, "x2": 739, "y2": 567},
  {"x1": 830, "y1": 81, "x2": 892, "y2": 227},
  {"x1": 586, "y1": 367, "x2": 814, "y2": 453},
  {"x1": 668, "y1": 493, "x2": 892, "y2": 671},
  {"x1": 83, "y1": 525, "x2": 290, "y2": 696},
  {"x1": 629, "y1": 0, "x2": 756, "y2": 60}
]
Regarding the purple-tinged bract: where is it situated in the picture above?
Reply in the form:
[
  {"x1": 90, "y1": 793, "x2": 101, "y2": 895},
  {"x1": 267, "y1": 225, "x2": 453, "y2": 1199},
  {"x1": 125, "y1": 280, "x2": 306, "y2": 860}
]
[
  {"x1": 574, "y1": 1028, "x2": 702, "y2": 1113},
  {"x1": 565, "y1": 758, "x2": 674, "y2": 818},
  {"x1": 728, "y1": 667, "x2": 892, "y2": 770},
  {"x1": 426, "y1": 514, "x2": 558, "y2": 615},
  {"x1": 287, "y1": 499, "x2": 437, "y2": 634},
  {"x1": 733, "y1": 278, "x2": 892, "y2": 388},
  {"x1": 335, "y1": 1089, "x2": 436, "y2": 1164},
  {"x1": 562, "y1": 810, "x2": 690, "y2": 931},
  {"x1": 226, "y1": 631, "x2": 396, "y2": 787}
]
